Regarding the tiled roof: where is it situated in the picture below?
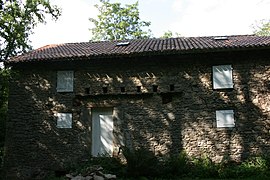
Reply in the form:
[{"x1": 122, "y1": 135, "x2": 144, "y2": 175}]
[{"x1": 7, "y1": 35, "x2": 270, "y2": 64}]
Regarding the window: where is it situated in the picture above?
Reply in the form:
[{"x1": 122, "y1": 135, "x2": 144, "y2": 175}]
[
  {"x1": 120, "y1": 87, "x2": 125, "y2": 93},
  {"x1": 102, "y1": 87, "x2": 108, "y2": 93},
  {"x1": 216, "y1": 110, "x2": 235, "y2": 128},
  {"x1": 57, "y1": 113, "x2": 72, "y2": 128},
  {"x1": 153, "y1": 85, "x2": 158, "y2": 92},
  {"x1": 136, "y1": 86, "x2": 141, "y2": 93},
  {"x1": 170, "y1": 84, "x2": 175, "y2": 91},
  {"x1": 57, "y1": 71, "x2": 74, "y2": 92},
  {"x1": 213, "y1": 65, "x2": 233, "y2": 89}
]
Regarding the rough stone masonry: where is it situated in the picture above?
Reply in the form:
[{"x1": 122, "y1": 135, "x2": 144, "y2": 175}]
[{"x1": 4, "y1": 49, "x2": 270, "y2": 179}]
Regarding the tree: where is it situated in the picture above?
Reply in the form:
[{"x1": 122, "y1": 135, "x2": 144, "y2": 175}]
[
  {"x1": 252, "y1": 20, "x2": 270, "y2": 36},
  {"x1": 89, "y1": 0, "x2": 151, "y2": 41},
  {"x1": 0, "y1": 68, "x2": 11, "y2": 168},
  {"x1": 0, "y1": 0, "x2": 61, "y2": 61},
  {"x1": 160, "y1": 30, "x2": 181, "y2": 38},
  {"x1": 0, "y1": 0, "x2": 60, "y2": 168}
]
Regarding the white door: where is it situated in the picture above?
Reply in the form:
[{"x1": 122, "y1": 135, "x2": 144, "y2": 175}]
[{"x1": 91, "y1": 108, "x2": 114, "y2": 157}]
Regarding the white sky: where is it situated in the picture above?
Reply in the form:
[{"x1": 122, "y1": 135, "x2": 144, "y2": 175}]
[{"x1": 30, "y1": 0, "x2": 270, "y2": 49}]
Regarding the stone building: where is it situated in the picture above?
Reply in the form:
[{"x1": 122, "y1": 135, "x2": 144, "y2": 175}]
[{"x1": 4, "y1": 35, "x2": 270, "y2": 178}]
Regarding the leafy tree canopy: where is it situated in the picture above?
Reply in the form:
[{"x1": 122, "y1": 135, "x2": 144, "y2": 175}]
[
  {"x1": 89, "y1": 0, "x2": 152, "y2": 41},
  {"x1": 160, "y1": 30, "x2": 181, "y2": 38},
  {"x1": 0, "y1": 0, "x2": 61, "y2": 61},
  {"x1": 252, "y1": 19, "x2": 270, "y2": 36}
]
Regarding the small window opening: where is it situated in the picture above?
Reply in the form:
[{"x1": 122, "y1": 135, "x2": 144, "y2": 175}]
[
  {"x1": 56, "y1": 113, "x2": 72, "y2": 128},
  {"x1": 120, "y1": 87, "x2": 125, "y2": 93},
  {"x1": 153, "y1": 85, "x2": 158, "y2": 92},
  {"x1": 170, "y1": 84, "x2": 175, "y2": 91},
  {"x1": 136, "y1": 86, "x2": 141, "y2": 93},
  {"x1": 85, "y1": 87, "x2": 90, "y2": 94},
  {"x1": 102, "y1": 87, "x2": 108, "y2": 93},
  {"x1": 162, "y1": 94, "x2": 172, "y2": 104},
  {"x1": 216, "y1": 110, "x2": 235, "y2": 128}
]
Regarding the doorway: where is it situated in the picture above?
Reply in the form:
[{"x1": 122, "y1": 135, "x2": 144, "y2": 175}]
[{"x1": 91, "y1": 108, "x2": 114, "y2": 157}]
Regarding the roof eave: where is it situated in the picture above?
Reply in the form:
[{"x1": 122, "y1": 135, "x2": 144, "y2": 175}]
[{"x1": 5, "y1": 45, "x2": 270, "y2": 66}]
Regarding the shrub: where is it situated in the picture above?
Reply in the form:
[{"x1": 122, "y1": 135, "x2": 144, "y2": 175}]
[
  {"x1": 62, "y1": 151, "x2": 270, "y2": 179},
  {"x1": 190, "y1": 154, "x2": 219, "y2": 178},
  {"x1": 162, "y1": 151, "x2": 189, "y2": 177},
  {"x1": 122, "y1": 146, "x2": 160, "y2": 177},
  {"x1": 218, "y1": 156, "x2": 270, "y2": 179},
  {"x1": 236, "y1": 156, "x2": 269, "y2": 178}
]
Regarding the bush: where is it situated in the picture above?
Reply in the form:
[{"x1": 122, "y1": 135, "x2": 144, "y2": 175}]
[
  {"x1": 58, "y1": 150, "x2": 270, "y2": 179},
  {"x1": 189, "y1": 154, "x2": 219, "y2": 178},
  {"x1": 218, "y1": 156, "x2": 270, "y2": 179},
  {"x1": 162, "y1": 151, "x2": 189, "y2": 178},
  {"x1": 122, "y1": 146, "x2": 161, "y2": 177}
]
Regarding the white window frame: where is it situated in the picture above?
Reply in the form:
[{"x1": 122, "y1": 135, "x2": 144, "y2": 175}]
[
  {"x1": 216, "y1": 110, "x2": 235, "y2": 128},
  {"x1": 57, "y1": 71, "x2": 74, "y2": 92},
  {"x1": 212, "y1": 65, "x2": 233, "y2": 89},
  {"x1": 56, "y1": 113, "x2": 72, "y2": 128}
]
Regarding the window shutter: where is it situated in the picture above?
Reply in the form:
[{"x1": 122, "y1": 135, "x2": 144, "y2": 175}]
[
  {"x1": 57, "y1": 113, "x2": 72, "y2": 128},
  {"x1": 216, "y1": 110, "x2": 235, "y2": 128},
  {"x1": 57, "y1": 71, "x2": 74, "y2": 92},
  {"x1": 213, "y1": 65, "x2": 233, "y2": 89}
]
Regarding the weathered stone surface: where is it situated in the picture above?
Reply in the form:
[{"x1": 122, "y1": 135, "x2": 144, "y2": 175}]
[
  {"x1": 66, "y1": 174, "x2": 74, "y2": 178},
  {"x1": 65, "y1": 166, "x2": 114, "y2": 180},
  {"x1": 85, "y1": 176, "x2": 93, "y2": 180},
  {"x1": 71, "y1": 175, "x2": 84, "y2": 180},
  {"x1": 4, "y1": 51, "x2": 270, "y2": 178},
  {"x1": 104, "y1": 174, "x2": 116, "y2": 179},
  {"x1": 93, "y1": 175, "x2": 104, "y2": 180}
]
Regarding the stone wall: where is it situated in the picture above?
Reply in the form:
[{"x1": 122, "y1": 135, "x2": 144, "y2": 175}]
[{"x1": 4, "y1": 50, "x2": 270, "y2": 178}]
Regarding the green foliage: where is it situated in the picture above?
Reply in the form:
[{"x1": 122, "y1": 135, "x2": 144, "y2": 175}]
[
  {"x1": 253, "y1": 19, "x2": 270, "y2": 36},
  {"x1": 0, "y1": 0, "x2": 61, "y2": 61},
  {"x1": 121, "y1": 149, "x2": 270, "y2": 179},
  {"x1": 190, "y1": 155, "x2": 219, "y2": 178},
  {"x1": 0, "y1": 68, "x2": 12, "y2": 147},
  {"x1": 53, "y1": 149, "x2": 270, "y2": 179},
  {"x1": 219, "y1": 156, "x2": 270, "y2": 179},
  {"x1": 122, "y1": 147, "x2": 160, "y2": 177},
  {"x1": 0, "y1": 68, "x2": 12, "y2": 173},
  {"x1": 160, "y1": 30, "x2": 181, "y2": 38},
  {"x1": 89, "y1": 0, "x2": 151, "y2": 41},
  {"x1": 162, "y1": 151, "x2": 189, "y2": 177}
]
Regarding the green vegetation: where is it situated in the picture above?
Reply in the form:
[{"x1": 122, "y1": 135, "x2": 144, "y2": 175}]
[
  {"x1": 89, "y1": 0, "x2": 151, "y2": 41},
  {"x1": 0, "y1": 0, "x2": 61, "y2": 61},
  {"x1": 122, "y1": 147, "x2": 161, "y2": 177},
  {"x1": 0, "y1": 0, "x2": 60, "y2": 174},
  {"x1": 50, "y1": 147, "x2": 270, "y2": 179},
  {"x1": 0, "y1": 68, "x2": 12, "y2": 175},
  {"x1": 160, "y1": 30, "x2": 181, "y2": 38},
  {"x1": 253, "y1": 20, "x2": 270, "y2": 36}
]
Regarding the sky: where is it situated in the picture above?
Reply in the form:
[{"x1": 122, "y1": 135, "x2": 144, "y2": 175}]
[{"x1": 29, "y1": 0, "x2": 270, "y2": 49}]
